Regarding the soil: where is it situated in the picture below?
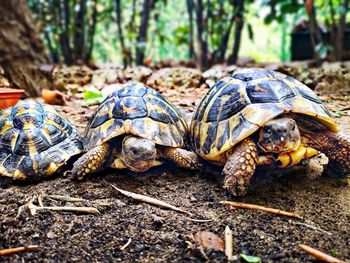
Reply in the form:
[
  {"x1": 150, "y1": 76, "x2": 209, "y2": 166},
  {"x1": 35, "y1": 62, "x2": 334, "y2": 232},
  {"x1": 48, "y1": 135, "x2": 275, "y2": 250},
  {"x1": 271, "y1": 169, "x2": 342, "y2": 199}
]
[{"x1": 1, "y1": 74, "x2": 350, "y2": 262}]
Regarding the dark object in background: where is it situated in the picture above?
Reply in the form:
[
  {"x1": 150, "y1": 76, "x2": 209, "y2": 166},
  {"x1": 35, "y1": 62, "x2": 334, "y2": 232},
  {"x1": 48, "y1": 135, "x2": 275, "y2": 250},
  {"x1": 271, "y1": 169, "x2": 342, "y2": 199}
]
[{"x1": 291, "y1": 29, "x2": 350, "y2": 60}]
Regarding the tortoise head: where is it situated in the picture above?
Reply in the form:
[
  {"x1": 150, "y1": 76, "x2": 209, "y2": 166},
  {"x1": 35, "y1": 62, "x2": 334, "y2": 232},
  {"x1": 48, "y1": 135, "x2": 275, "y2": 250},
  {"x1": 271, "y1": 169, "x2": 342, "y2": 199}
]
[
  {"x1": 121, "y1": 136, "x2": 157, "y2": 172},
  {"x1": 258, "y1": 117, "x2": 300, "y2": 153}
]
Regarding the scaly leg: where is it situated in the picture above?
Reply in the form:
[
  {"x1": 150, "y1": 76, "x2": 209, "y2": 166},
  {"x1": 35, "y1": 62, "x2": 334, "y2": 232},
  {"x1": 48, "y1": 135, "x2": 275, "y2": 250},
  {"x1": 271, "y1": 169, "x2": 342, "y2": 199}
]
[
  {"x1": 303, "y1": 131, "x2": 350, "y2": 175},
  {"x1": 71, "y1": 143, "x2": 111, "y2": 180},
  {"x1": 223, "y1": 137, "x2": 258, "y2": 196},
  {"x1": 159, "y1": 147, "x2": 203, "y2": 170}
]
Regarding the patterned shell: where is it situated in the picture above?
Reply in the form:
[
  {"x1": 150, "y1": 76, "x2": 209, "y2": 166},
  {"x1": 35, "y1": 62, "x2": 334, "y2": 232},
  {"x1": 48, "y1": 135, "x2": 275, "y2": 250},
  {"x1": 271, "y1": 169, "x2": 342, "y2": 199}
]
[
  {"x1": 190, "y1": 68, "x2": 339, "y2": 160},
  {"x1": 0, "y1": 102, "x2": 83, "y2": 180},
  {"x1": 84, "y1": 82, "x2": 188, "y2": 150}
]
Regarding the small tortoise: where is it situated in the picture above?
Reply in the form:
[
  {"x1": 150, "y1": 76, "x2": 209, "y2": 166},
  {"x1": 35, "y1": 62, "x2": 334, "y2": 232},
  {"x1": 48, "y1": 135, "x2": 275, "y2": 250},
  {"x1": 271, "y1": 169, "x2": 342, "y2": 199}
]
[
  {"x1": 72, "y1": 82, "x2": 200, "y2": 179},
  {"x1": 0, "y1": 101, "x2": 83, "y2": 180},
  {"x1": 190, "y1": 68, "x2": 350, "y2": 196}
]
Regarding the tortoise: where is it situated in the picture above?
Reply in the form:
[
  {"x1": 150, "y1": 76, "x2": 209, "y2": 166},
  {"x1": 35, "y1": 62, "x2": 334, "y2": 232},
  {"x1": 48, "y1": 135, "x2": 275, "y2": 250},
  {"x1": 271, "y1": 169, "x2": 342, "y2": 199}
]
[
  {"x1": 190, "y1": 68, "x2": 350, "y2": 196},
  {"x1": 0, "y1": 101, "x2": 83, "y2": 180},
  {"x1": 71, "y1": 82, "x2": 201, "y2": 179}
]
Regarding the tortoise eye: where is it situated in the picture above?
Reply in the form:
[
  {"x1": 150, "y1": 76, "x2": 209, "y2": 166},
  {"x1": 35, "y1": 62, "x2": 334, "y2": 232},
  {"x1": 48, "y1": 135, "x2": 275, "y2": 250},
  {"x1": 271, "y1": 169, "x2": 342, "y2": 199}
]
[
  {"x1": 291, "y1": 122, "x2": 296, "y2": 131},
  {"x1": 263, "y1": 126, "x2": 271, "y2": 133}
]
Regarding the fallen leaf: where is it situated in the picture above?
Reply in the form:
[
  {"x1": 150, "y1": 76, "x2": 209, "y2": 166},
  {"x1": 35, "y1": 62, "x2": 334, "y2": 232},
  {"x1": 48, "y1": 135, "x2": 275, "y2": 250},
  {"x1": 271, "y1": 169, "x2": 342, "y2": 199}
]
[{"x1": 240, "y1": 253, "x2": 261, "y2": 263}]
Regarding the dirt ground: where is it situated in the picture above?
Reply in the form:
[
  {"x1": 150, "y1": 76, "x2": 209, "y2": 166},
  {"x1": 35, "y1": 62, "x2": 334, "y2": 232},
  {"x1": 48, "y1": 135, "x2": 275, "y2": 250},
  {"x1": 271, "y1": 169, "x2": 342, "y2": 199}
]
[{"x1": 1, "y1": 74, "x2": 350, "y2": 262}]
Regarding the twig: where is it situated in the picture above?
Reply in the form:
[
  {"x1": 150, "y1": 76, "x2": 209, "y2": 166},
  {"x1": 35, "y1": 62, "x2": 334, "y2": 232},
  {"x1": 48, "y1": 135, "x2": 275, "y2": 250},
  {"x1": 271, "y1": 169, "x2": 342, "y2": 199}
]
[
  {"x1": 187, "y1": 218, "x2": 213, "y2": 223},
  {"x1": 18, "y1": 197, "x2": 99, "y2": 216},
  {"x1": 110, "y1": 184, "x2": 193, "y2": 217},
  {"x1": 290, "y1": 221, "x2": 332, "y2": 235},
  {"x1": 0, "y1": 245, "x2": 39, "y2": 256},
  {"x1": 298, "y1": 244, "x2": 344, "y2": 263},
  {"x1": 36, "y1": 206, "x2": 99, "y2": 214},
  {"x1": 340, "y1": 106, "x2": 350, "y2": 111},
  {"x1": 120, "y1": 238, "x2": 132, "y2": 250},
  {"x1": 225, "y1": 225, "x2": 233, "y2": 261},
  {"x1": 38, "y1": 193, "x2": 44, "y2": 208},
  {"x1": 220, "y1": 201, "x2": 301, "y2": 219},
  {"x1": 48, "y1": 195, "x2": 84, "y2": 202}
]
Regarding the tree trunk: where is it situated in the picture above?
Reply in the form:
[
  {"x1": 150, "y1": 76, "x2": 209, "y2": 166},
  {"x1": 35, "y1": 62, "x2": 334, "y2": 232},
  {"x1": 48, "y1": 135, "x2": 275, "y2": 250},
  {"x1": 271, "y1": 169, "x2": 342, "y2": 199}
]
[
  {"x1": 329, "y1": 0, "x2": 337, "y2": 58},
  {"x1": 227, "y1": 0, "x2": 244, "y2": 64},
  {"x1": 335, "y1": 0, "x2": 349, "y2": 60},
  {"x1": 115, "y1": 0, "x2": 128, "y2": 67},
  {"x1": 136, "y1": 0, "x2": 153, "y2": 65},
  {"x1": 0, "y1": 0, "x2": 51, "y2": 97},
  {"x1": 194, "y1": 0, "x2": 209, "y2": 70},
  {"x1": 85, "y1": 0, "x2": 98, "y2": 63},
  {"x1": 304, "y1": 0, "x2": 323, "y2": 62},
  {"x1": 73, "y1": 0, "x2": 87, "y2": 63},
  {"x1": 58, "y1": 0, "x2": 73, "y2": 65},
  {"x1": 186, "y1": 0, "x2": 196, "y2": 60}
]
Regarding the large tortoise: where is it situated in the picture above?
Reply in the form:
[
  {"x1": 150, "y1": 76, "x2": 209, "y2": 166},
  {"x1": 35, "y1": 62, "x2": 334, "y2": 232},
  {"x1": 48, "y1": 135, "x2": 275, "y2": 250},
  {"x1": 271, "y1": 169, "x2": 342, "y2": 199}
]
[
  {"x1": 0, "y1": 101, "x2": 83, "y2": 180},
  {"x1": 72, "y1": 82, "x2": 201, "y2": 179},
  {"x1": 190, "y1": 68, "x2": 350, "y2": 196}
]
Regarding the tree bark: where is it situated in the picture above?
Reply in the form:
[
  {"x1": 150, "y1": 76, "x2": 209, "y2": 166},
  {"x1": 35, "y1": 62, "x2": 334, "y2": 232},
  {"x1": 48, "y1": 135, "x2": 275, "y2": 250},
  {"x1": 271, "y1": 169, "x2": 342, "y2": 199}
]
[
  {"x1": 63, "y1": 0, "x2": 73, "y2": 64},
  {"x1": 73, "y1": 0, "x2": 87, "y2": 63},
  {"x1": 136, "y1": 0, "x2": 153, "y2": 65},
  {"x1": 217, "y1": 17, "x2": 234, "y2": 63},
  {"x1": 115, "y1": 0, "x2": 128, "y2": 67},
  {"x1": 58, "y1": 0, "x2": 73, "y2": 64},
  {"x1": 228, "y1": 0, "x2": 244, "y2": 64},
  {"x1": 329, "y1": 0, "x2": 337, "y2": 57},
  {"x1": 85, "y1": 0, "x2": 98, "y2": 63},
  {"x1": 186, "y1": 0, "x2": 196, "y2": 60},
  {"x1": 0, "y1": 0, "x2": 51, "y2": 97},
  {"x1": 335, "y1": 0, "x2": 349, "y2": 60},
  {"x1": 194, "y1": 0, "x2": 209, "y2": 70},
  {"x1": 303, "y1": 0, "x2": 323, "y2": 62}
]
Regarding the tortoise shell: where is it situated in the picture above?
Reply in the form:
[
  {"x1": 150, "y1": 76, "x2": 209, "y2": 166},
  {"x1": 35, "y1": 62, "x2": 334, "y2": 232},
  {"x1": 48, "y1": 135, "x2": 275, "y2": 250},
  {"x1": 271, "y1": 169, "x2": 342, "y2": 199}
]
[
  {"x1": 84, "y1": 82, "x2": 188, "y2": 150},
  {"x1": 190, "y1": 68, "x2": 339, "y2": 160},
  {"x1": 0, "y1": 101, "x2": 83, "y2": 180}
]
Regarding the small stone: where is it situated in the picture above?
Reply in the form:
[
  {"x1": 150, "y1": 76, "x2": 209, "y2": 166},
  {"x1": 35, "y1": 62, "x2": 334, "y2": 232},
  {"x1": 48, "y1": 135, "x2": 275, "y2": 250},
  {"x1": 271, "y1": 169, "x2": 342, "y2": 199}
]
[
  {"x1": 47, "y1": 231, "x2": 55, "y2": 239},
  {"x1": 0, "y1": 188, "x2": 14, "y2": 198}
]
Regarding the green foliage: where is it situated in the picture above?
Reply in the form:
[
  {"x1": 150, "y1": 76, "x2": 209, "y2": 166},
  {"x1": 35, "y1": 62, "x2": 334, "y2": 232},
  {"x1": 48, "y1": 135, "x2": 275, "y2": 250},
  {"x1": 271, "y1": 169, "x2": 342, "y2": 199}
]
[
  {"x1": 28, "y1": 0, "x2": 350, "y2": 65},
  {"x1": 83, "y1": 88, "x2": 103, "y2": 105},
  {"x1": 262, "y1": 0, "x2": 303, "y2": 25},
  {"x1": 315, "y1": 43, "x2": 332, "y2": 59}
]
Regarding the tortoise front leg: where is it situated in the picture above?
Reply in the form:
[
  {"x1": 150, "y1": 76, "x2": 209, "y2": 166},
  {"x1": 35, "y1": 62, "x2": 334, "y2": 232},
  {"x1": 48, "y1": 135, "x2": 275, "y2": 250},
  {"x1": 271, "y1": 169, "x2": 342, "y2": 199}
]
[
  {"x1": 303, "y1": 131, "x2": 350, "y2": 175},
  {"x1": 223, "y1": 137, "x2": 258, "y2": 196},
  {"x1": 159, "y1": 147, "x2": 203, "y2": 170},
  {"x1": 72, "y1": 142, "x2": 111, "y2": 180}
]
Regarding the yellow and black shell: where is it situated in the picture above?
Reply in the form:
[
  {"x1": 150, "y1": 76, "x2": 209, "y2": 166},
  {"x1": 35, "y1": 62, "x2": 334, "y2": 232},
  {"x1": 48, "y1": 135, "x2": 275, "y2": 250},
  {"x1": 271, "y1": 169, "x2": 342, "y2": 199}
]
[
  {"x1": 0, "y1": 102, "x2": 83, "y2": 180},
  {"x1": 190, "y1": 68, "x2": 339, "y2": 161},
  {"x1": 84, "y1": 82, "x2": 188, "y2": 150}
]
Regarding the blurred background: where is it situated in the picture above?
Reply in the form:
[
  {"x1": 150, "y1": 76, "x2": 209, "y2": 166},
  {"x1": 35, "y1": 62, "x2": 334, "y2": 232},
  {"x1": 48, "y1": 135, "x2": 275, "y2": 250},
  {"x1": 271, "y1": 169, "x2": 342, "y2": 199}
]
[
  {"x1": 0, "y1": 0, "x2": 349, "y2": 99},
  {"x1": 26, "y1": 0, "x2": 350, "y2": 68}
]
